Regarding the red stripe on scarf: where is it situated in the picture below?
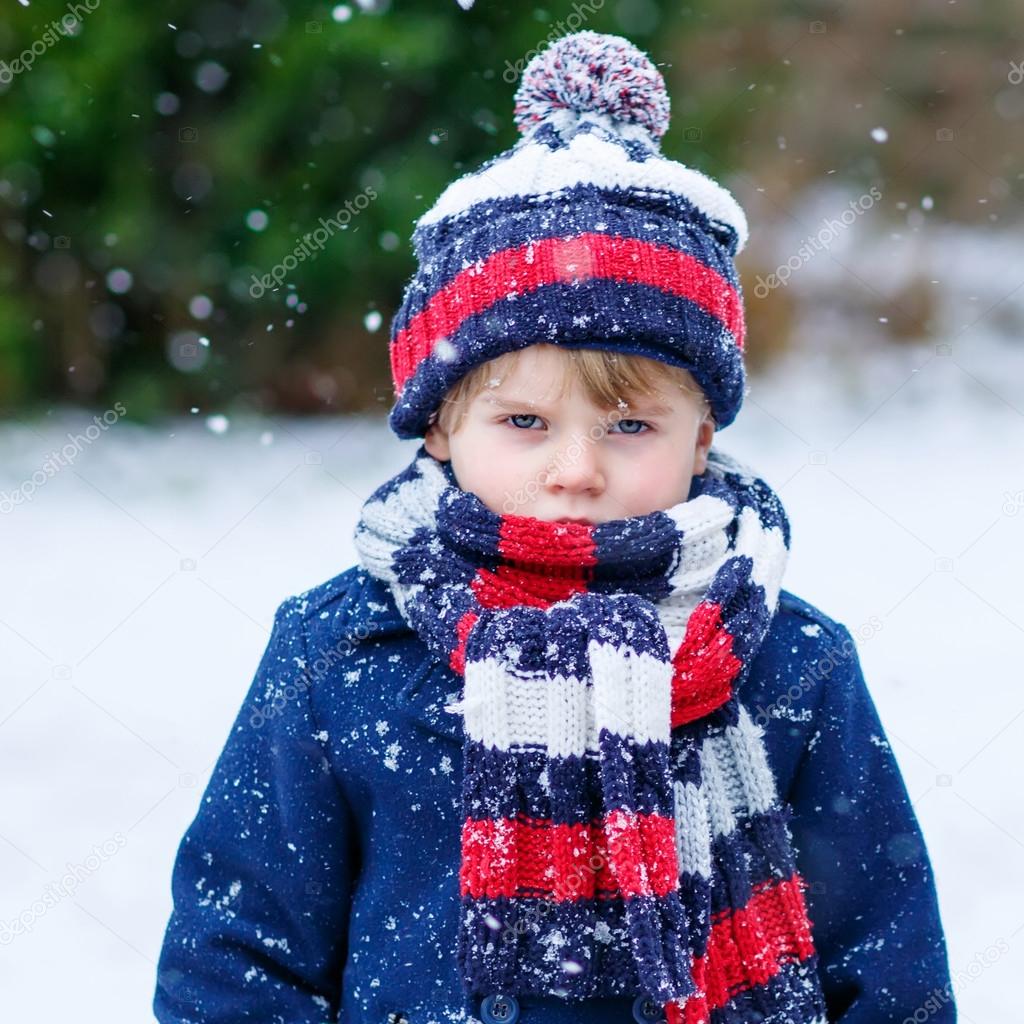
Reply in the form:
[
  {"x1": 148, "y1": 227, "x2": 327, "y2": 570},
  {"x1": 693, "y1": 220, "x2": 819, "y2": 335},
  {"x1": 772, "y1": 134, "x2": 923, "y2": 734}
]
[
  {"x1": 670, "y1": 600, "x2": 743, "y2": 727},
  {"x1": 452, "y1": 576, "x2": 743, "y2": 715},
  {"x1": 459, "y1": 811, "x2": 679, "y2": 900},
  {"x1": 449, "y1": 519, "x2": 598, "y2": 671},
  {"x1": 449, "y1": 575, "x2": 592, "y2": 675},
  {"x1": 497, "y1": 515, "x2": 598, "y2": 568},
  {"x1": 470, "y1": 566, "x2": 590, "y2": 610},
  {"x1": 390, "y1": 233, "x2": 745, "y2": 392},
  {"x1": 450, "y1": 610, "x2": 478, "y2": 675},
  {"x1": 665, "y1": 874, "x2": 817, "y2": 1024}
]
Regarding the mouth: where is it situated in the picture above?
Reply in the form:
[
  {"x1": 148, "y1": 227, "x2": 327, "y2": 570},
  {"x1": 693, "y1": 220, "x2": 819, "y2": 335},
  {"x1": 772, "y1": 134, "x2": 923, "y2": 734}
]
[{"x1": 555, "y1": 517, "x2": 593, "y2": 525}]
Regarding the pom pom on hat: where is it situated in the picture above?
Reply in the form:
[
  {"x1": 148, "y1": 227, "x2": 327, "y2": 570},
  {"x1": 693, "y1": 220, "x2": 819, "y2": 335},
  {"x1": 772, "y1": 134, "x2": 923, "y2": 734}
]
[{"x1": 513, "y1": 31, "x2": 670, "y2": 147}]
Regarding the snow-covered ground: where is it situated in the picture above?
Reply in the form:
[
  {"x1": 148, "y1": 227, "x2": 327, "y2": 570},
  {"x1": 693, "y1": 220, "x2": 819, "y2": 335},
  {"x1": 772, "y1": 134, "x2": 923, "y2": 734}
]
[{"x1": 1, "y1": 330, "x2": 1021, "y2": 1020}]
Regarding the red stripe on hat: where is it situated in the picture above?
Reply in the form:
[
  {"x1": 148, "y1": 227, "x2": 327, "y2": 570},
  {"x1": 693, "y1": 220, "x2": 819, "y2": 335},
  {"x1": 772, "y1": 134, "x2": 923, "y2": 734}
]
[
  {"x1": 459, "y1": 810, "x2": 680, "y2": 900},
  {"x1": 670, "y1": 599, "x2": 742, "y2": 727},
  {"x1": 390, "y1": 233, "x2": 745, "y2": 393},
  {"x1": 665, "y1": 874, "x2": 818, "y2": 1024}
]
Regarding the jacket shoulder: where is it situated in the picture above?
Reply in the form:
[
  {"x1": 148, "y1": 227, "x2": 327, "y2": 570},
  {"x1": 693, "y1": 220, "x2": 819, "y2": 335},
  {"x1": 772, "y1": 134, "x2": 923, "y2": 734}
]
[
  {"x1": 744, "y1": 588, "x2": 862, "y2": 716},
  {"x1": 279, "y1": 564, "x2": 410, "y2": 649},
  {"x1": 288, "y1": 564, "x2": 363, "y2": 618},
  {"x1": 743, "y1": 588, "x2": 859, "y2": 699},
  {"x1": 774, "y1": 588, "x2": 851, "y2": 645}
]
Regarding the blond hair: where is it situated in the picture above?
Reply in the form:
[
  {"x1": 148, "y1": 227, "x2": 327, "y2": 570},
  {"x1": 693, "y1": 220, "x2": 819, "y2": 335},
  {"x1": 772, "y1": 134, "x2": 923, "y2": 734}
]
[{"x1": 429, "y1": 345, "x2": 713, "y2": 436}]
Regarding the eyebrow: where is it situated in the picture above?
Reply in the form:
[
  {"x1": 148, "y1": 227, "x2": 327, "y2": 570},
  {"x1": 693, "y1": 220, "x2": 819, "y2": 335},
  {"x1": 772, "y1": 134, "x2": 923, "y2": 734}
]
[
  {"x1": 483, "y1": 396, "x2": 550, "y2": 412},
  {"x1": 483, "y1": 395, "x2": 673, "y2": 416},
  {"x1": 617, "y1": 398, "x2": 673, "y2": 416}
]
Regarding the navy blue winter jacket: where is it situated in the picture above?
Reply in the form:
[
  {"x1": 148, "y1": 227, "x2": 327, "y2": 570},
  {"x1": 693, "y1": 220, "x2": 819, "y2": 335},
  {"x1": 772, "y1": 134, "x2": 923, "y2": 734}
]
[{"x1": 153, "y1": 564, "x2": 956, "y2": 1024}]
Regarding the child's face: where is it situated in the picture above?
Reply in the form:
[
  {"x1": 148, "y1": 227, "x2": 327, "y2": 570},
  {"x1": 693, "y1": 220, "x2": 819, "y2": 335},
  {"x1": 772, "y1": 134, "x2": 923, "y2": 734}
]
[{"x1": 424, "y1": 345, "x2": 714, "y2": 524}]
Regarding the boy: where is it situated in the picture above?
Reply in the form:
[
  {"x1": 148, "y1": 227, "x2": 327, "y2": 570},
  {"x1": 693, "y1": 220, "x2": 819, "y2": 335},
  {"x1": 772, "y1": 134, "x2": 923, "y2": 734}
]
[{"x1": 154, "y1": 31, "x2": 955, "y2": 1024}]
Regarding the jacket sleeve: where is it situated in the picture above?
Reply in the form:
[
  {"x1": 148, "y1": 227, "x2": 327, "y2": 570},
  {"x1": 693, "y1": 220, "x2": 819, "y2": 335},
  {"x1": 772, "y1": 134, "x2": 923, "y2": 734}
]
[
  {"x1": 153, "y1": 595, "x2": 358, "y2": 1024},
  {"x1": 785, "y1": 623, "x2": 957, "y2": 1023}
]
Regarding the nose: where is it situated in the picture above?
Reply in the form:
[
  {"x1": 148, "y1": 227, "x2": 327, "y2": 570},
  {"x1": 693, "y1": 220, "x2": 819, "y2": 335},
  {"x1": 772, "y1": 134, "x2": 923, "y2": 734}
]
[{"x1": 544, "y1": 442, "x2": 605, "y2": 495}]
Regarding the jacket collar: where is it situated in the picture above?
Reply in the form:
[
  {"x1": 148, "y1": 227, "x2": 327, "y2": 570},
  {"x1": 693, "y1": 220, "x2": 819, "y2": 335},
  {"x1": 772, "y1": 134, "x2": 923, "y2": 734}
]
[
  {"x1": 335, "y1": 566, "x2": 411, "y2": 642},
  {"x1": 336, "y1": 568, "x2": 464, "y2": 743}
]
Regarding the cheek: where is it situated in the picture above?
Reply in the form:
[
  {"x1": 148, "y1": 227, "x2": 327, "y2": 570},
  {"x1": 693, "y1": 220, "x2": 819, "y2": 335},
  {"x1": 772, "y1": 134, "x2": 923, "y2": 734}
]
[
  {"x1": 452, "y1": 429, "x2": 522, "y2": 489},
  {"x1": 613, "y1": 441, "x2": 693, "y2": 497}
]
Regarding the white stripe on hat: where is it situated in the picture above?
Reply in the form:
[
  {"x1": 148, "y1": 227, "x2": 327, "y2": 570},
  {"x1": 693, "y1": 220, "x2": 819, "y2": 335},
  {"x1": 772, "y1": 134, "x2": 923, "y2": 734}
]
[{"x1": 415, "y1": 127, "x2": 749, "y2": 253}]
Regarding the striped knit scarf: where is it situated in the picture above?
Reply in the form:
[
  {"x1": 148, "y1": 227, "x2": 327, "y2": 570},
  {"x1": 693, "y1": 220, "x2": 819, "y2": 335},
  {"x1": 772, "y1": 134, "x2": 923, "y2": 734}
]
[{"x1": 354, "y1": 444, "x2": 828, "y2": 1024}]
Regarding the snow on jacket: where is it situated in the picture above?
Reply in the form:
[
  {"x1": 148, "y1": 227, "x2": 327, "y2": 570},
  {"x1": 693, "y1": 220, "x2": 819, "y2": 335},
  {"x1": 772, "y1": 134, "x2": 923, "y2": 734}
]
[{"x1": 153, "y1": 564, "x2": 956, "y2": 1024}]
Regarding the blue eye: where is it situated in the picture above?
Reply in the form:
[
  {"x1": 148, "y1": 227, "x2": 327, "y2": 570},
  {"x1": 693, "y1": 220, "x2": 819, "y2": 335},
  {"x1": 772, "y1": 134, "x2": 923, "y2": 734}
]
[
  {"x1": 507, "y1": 413, "x2": 543, "y2": 430},
  {"x1": 609, "y1": 418, "x2": 650, "y2": 434}
]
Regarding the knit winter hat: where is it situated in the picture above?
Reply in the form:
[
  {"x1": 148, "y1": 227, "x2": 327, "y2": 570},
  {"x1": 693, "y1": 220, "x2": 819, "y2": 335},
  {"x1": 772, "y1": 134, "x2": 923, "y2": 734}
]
[{"x1": 387, "y1": 30, "x2": 750, "y2": 440}]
